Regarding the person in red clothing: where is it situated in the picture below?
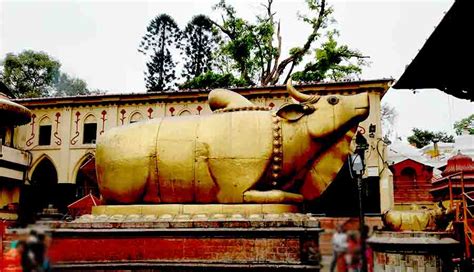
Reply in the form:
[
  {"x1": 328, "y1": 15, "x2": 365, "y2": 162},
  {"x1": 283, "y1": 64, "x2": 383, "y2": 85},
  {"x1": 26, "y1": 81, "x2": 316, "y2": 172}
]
[
  {"x1": 365, "y1": 225, "x2": 374, "y2": 272},
  {"x1": 330, "y1": 224, "x2": 348, "y2": 272},
  {"x1": 365, "y1": 245, "x2": 373, "y2": 272},
  {"x1": 345, "y1": 233, "x2": 361, "y2": 272},
  {"x1": 1, "y1": 240, "x2": 25, "y2": 272}
]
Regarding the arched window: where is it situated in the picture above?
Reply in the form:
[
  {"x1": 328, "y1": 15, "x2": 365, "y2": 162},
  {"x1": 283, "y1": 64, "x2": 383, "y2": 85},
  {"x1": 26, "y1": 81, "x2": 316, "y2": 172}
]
[
  {"x1": 75, "y1": 154, "x2": 99, "y2": 198},
  {"x1": 30, "y1": 156, "x2": 58, "y2": 209},
  {"x1": 400, "y1": 167, "x2": 417, "y2": 182},
  {"x1": 179, "y1": 110, "x2": 191, "y2": 116},
  {"x1": 18, "y1": 156, "x2": 61, "y2": 225},
  {"x1": 83, "y1": 114, "x2": 97, "y2": 144},
  {"x1": 38, "y1": 117, "x2": 52, "y2": 146},
  {"x1": 30, "y1": 157, "x2": 57, "y2": 187},
  {"x1": 130, "y1": 112, "x2": 143, "y2": 124}
]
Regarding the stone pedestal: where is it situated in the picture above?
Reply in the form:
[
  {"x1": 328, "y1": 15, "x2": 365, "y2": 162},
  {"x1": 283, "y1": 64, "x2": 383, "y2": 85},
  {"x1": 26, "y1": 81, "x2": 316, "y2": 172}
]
[
  {"x1": 367, "y1": 231, "x2": 460, "y2": 271},
  {"x1": 9, "y1": 211, "x2": 323, "y2": 271},
  {"x1": 91, "y1": 204, "x2": 299, "y2": 216}
]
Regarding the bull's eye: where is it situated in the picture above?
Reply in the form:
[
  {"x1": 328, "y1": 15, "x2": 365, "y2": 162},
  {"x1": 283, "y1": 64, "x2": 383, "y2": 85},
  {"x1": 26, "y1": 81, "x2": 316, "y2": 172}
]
[{"x1": 327, "y1": 96, "x2": 339, "y2": 105}]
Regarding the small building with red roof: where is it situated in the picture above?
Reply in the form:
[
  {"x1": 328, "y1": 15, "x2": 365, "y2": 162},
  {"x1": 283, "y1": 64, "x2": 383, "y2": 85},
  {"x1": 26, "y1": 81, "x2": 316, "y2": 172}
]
[
  {"x1": 431, "y1": 152, "x2": 474, "y2": 201},
  {"x1": 389, "y1": 158, "x2": 434, "y2": 206}
]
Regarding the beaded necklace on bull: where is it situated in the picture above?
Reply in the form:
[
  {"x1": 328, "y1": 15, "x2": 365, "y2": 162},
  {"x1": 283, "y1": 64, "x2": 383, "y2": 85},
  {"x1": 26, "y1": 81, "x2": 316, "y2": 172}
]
[
  {"x1": 213, "y1": 80, "x2": 321, "y2": 188},
  {"x1": 214, "y1": 106, "x2": 283, "y2": 187}
]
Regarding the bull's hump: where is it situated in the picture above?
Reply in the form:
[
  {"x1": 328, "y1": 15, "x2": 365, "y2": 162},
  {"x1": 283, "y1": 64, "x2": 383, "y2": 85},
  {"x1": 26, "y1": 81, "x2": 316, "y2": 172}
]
[
  {"x1": 198, "y1": 111, "x2": 274, "y2": 160},
  {"x1": 208, "y1": 89, "x2": 255, "y2": 111}
]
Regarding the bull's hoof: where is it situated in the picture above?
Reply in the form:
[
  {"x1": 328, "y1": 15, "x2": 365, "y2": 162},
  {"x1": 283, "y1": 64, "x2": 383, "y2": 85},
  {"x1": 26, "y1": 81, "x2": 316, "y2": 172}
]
[{"x1": 243, "y1": 190, "x2": 304, "y2": 204}]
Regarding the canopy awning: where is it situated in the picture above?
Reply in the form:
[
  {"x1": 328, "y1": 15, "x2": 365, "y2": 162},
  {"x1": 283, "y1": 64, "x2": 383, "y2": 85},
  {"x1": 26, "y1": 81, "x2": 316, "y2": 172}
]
[
  {"x1": 0, "y1": 97, "x2": 32, "y2": 126},
  {"x1": 393, "y1": 0, "x2": 474, "y2": 101}
]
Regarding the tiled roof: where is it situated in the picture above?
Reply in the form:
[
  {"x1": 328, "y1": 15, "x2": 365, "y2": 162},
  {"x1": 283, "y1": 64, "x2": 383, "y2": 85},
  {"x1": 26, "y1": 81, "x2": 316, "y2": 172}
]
[{"x1": 13, "y1": 78, "x2": 393, "y2": 103}]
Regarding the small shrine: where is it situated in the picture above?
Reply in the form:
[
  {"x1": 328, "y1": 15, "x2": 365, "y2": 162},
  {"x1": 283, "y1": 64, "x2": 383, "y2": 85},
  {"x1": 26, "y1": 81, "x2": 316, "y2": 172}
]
[
  {"x1": 0, "y1": 83, "x2": 31, "y2": 127},
  {"x1": 431, "y1": 152, "x2": 474, "y2": 201},
  {"x1": 368, "y1": 152, "x2": 474, "y2": 271},
  {"x1": 0, "y1": 82, "x2": 31, "y2": 222},
  {"x1": 67, "y1": 193, "x2": 101, "y2": 218}
]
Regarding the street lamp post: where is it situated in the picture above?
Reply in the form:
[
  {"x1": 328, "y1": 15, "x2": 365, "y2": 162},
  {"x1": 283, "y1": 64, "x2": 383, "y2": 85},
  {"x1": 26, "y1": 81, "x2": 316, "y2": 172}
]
[
  {"x1": 350, "y1": 133, "x2": 369, "y2": 272},
  {"x1": 432, "y1": 137, "x2": 440, "y2": 159}
]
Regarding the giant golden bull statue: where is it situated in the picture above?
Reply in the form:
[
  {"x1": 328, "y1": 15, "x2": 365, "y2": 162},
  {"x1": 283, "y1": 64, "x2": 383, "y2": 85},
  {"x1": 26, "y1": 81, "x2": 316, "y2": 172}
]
[{"x1": 96, "y1": 80, "x2": 369, "y2": 204}]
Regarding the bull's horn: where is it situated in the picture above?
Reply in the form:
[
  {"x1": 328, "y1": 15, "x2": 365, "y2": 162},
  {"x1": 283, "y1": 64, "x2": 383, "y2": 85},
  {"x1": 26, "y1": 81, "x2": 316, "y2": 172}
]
[{"x1": 287, "y1": 79, "x2": 320, "y2": 103}]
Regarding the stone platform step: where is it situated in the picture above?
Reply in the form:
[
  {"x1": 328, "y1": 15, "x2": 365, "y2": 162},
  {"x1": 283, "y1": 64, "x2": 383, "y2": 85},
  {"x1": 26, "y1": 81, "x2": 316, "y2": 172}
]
[
  {"x1": 368, "y1": 231, "x2": 461, "y2": 271},
  {"x1": 7, "y1": 213, "x2": 323, "y2": 271},
  {"x1": 40, "y1": 212, "x2": 320, "y2": 229},
  {"x1": 92, "y1": 204, "x2": 299, "y2": 216}
]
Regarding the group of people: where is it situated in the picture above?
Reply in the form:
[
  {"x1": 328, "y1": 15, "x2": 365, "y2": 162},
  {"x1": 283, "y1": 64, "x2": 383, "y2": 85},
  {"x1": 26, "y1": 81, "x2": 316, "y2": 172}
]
[
  {"x1": 2, "y1": 229, "x2": 51, "y2": 272},
  {"x1": 330, "y1": 225, "x2": 372, "y2": 272}
]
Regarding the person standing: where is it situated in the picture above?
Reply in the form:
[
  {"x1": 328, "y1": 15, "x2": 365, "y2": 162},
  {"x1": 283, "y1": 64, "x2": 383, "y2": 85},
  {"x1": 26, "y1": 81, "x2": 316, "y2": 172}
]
[
  {"x1": 330, "y1": 224, "x2": 348, "y2": 272},
  {"x1": 346, "y1": 233, "x2": 362, "y2": 272}
]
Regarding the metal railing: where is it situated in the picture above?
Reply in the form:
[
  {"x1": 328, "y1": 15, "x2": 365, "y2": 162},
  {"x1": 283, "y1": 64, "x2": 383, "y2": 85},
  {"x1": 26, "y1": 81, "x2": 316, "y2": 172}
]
[
  {"x1": 447, "y1": 171, "x2": 474, "y2": 259},
  {"x1": 460, "y1": 171, "x2": 474, "y2": 259}
]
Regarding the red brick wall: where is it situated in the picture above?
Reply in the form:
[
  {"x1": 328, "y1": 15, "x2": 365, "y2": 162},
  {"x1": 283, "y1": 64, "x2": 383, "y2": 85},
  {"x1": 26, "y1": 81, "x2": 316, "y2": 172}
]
[
  {"x1": 390, "y1": 159, "x2": 434, "y2": 203},
  {"x1": 47, "y1": 236, "x2": 305, "y2": 265}
]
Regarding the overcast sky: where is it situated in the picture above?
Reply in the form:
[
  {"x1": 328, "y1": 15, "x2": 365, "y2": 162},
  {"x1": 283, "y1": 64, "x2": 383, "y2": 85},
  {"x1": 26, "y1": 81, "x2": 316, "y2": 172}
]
[{"x1": 1, "y1": 0, "x2": 472, "y2": 140}]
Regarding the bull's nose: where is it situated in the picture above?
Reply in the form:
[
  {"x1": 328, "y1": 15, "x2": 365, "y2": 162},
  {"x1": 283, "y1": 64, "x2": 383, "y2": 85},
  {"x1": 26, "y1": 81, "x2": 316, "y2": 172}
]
[{"x1": 353, "y1": 92, "x2": 369, "y2": 118}]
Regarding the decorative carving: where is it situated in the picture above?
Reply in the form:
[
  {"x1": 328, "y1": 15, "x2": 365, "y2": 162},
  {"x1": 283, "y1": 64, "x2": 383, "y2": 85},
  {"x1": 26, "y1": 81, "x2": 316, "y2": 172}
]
[
  {"x1": 70, "y1": 111, "x2": 81, "y2": 145},
  {"x1": 178, "y1": 110, "x2": 191, "y2": 116},
  {"x1": 269, "y1": 102, "x2": 275, "y2": 109},
  {"x1": 100, "y1": 110, "x2": 107, "y2": 135},
  {"x1": 25, "y1": 114, "x2": 36, "y2": 147},
  {"x1": 270, "y1": 112, "x2": 282, "y2": 187},
  {"x1": 120, "y1": 109, "x2": 126, "y2": 125},
  {"x1": 196, "y1": 105, "x2": 203, "y2": 115},
  {"x1": 147, "y1": 108, "x2": 153, "y2": 119},
  {"x1": 53, "y1": 112, "x2": 62, "y2": 145},
  {"x1": 130, "y1": 112, "x2": 144, "y2": 123},
  {"x1": 213, "y1": 106, "x2": 271, "y2": 113},
  {"x1": 169, "y1": 107, "x2": 175, "y2": 116}
]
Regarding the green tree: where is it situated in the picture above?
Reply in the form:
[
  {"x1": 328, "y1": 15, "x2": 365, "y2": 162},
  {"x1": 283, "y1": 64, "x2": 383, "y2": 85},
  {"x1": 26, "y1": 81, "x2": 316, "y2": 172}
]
[
  {"x1": 0, "y1": 50, "x2": 60, "y2": 98},
  {"x1": 89, "y1": 89, "x2": 107, "y2": 95},
  {"x1": 180, "y1": 71, "x2": 246, "y2": 89},
  {"x1": 266, "y1": 0, "x2": 333, "y2": 85},
  {"x1": 53, "y1": 72, "x2": 89, "y2": 97},
  {"x1": 181, "y1": 15, "x2": 219, "y2": 81},
  {"x1": 210, "y1": 0, "x2": 365, "y2": 86},
  {"x1": 138, "y1": 14, "x2": 181, "y2": 92},
  {"x1": 291, "y1": 31, "x2": 367, "y2": 82},
  {"x1": 453, "y1": 114, "x2": 474, "y2": 135},
  {"x1": 407, "y1": 128, "x2": 454, "y2": 148},
  {"x1": 211, "y1": 0, "x2": 256, "y2": 85}
]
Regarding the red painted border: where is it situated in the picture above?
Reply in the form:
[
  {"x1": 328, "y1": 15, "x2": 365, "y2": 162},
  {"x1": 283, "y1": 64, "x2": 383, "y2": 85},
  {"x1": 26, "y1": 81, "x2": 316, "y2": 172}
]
[{"x1": 48, "y1": 237, "x2": 301, "y2": 264}]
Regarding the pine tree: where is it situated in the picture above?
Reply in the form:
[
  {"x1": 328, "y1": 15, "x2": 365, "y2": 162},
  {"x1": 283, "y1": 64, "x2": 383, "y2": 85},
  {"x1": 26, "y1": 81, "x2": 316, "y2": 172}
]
[
  {"x1": 181, "y1": 15, "x2": 218, "y2": 81},
  {"x1": 138, "y1": 14, "x2": 180, "y2": 92}
]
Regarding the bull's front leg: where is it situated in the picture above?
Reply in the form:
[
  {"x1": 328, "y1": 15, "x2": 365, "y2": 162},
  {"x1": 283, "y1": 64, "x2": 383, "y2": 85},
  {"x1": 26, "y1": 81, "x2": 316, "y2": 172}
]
[
  {"x1": 209, "y1": 158, "x2": 271, "y2": 203},
  {"x1": 243, "y1": 190, "x2": 303, "y2": 203}
]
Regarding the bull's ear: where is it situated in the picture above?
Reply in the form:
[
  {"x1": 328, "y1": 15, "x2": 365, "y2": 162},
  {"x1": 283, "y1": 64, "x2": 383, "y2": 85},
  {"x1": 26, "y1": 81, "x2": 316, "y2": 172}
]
[{"x1": 276, "y1": 104, "x2": 306, "y2": 121}]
